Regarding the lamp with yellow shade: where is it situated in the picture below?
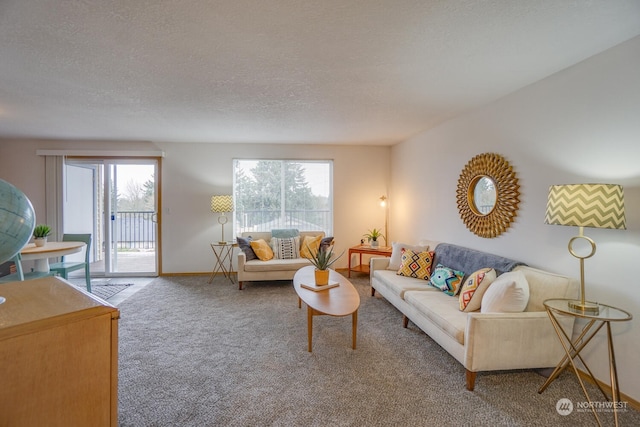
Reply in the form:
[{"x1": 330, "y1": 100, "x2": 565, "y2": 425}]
[
  {"x1": 544, "y1": 184, "x2": 625, "y2": 314},
  {"x1": 211, "y1": 195, "x2": 234, "y2": 244}
]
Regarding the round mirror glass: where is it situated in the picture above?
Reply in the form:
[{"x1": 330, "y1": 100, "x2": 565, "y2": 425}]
[{"x1": 471, "y1": 176, "x2": 496, "y2": 216}]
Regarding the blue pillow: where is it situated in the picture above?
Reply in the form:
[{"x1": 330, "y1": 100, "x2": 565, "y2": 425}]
[
  {"x1": 271, "y1": 229, "x2": 300, "y2": 238},
  {"x1": 236, "y1": 236, "x2": 258, "y2": 261}
]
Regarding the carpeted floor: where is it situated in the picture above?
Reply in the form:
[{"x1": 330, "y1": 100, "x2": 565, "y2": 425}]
[{"x1": 117, "y1": 274, "x2": 640, "y2": 426}]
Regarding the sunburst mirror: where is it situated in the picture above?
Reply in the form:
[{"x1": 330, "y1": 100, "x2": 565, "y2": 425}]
[{"x1": 456, "y1": 153, "x2": 520, "y2": 238}]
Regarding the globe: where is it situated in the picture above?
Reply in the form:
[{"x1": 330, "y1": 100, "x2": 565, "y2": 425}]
[{"x1": 0, "y1": 178, "x2": 36, "y2": 265}]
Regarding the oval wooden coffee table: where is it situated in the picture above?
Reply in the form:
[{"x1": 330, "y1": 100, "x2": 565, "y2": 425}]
[{"x1": 293, "y1": 266, "x2": 361, "y2": 352}]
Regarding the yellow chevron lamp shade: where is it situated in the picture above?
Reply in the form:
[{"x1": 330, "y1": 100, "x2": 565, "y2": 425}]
[
  {"x1": 211, "y1": 195, "x2": 233, "y2": 244},
  {"x1": 545, "y1": 184, "x2": 625, "y2": 230},
  {"x1": 210, "y1": 195, "x2": 234, "y2": 213},
  {"x1": 545, "y1": 184, "x2": 625, "y2": 314}
]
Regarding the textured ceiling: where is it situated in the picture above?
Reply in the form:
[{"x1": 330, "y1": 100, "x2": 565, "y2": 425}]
[{"x1": 1, "y1": 0, "x2": 639, "y2": 145}]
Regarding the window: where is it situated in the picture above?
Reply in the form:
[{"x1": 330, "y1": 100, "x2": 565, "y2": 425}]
[{"x1": 233, "y1": 159, "x2": 333, "y2": 234}]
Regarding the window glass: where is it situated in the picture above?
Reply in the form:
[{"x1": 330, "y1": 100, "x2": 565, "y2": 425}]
[{"x1": 233, "y1": 160, "x2": 333, "y2": 235}]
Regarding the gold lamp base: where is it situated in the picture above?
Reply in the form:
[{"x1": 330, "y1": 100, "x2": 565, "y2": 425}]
[{"x1": 568, "y1": 300, "x2": 599, "y2": 315}]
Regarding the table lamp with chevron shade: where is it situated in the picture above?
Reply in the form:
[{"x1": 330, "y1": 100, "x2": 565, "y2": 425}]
[
  {"x1": 545, "y1": 184, "x2": 626, "y2": 314},
  {"x1": 211, "y1": 195, "x2": 234, "y2": 244}
]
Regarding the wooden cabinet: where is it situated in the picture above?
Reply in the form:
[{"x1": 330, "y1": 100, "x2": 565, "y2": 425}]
[{"x1": 0, "y1": 276, "x2": 119, "y2": 427}]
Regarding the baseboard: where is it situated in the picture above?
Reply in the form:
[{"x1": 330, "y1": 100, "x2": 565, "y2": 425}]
[{"x1": 576, "y1": 368, "x2": 640, "y2": 411}]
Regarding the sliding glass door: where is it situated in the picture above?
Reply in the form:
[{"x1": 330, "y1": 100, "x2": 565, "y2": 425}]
[{"x1": 65, "y1": 158, "x2": 159, "y2": 277}]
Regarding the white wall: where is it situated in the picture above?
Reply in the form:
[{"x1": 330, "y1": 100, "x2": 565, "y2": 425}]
[
  {"x1": 0, "y1": 140, "x2": 391, "y2": 273},
  {"x1": 390, "y1": 36, "x2": 640, "y2": 401}
]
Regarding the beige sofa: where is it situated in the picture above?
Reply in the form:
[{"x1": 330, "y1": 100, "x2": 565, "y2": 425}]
[
  {"x1": 370, "y1": 240, "x2": 579, "y2": 391},
  {"x1": 236, "y1": 231, "x2": 325, "y2": 290}
]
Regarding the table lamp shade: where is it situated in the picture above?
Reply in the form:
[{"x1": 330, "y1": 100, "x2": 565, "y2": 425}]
[
  {"x1": 210, "y1": 195, "x2": 234, "y2": 213},
  {"x1": 544, "y1": 184, "x2": 625, "y2": 230}
]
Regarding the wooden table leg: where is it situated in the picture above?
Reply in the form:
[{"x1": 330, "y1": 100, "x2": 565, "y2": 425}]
[
  {"x1": 352, "y1": 309, "x2": 358, "y2": 350},
  {"x1": 307, "y1": 306, "x2": 313, "y2": 352}
]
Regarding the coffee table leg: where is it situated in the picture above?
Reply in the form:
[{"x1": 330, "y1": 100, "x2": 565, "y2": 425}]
[
  {"x1": 352, "y1": 310, "x2": 358, "y2": 350},
  {"x1": 307, "y1": 306, "x2": 313, "y2": 352}
]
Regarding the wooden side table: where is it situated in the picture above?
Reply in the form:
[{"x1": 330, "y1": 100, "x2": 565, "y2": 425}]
[
  {"x1": 538, "y1": 299, "x2": 632, "y2": 427},
  {"x1": 348, "y1": 244, "x2": 392, "y2": 277},
  {"x1": 208, "y1": 242, "x2": 237, "y2": 284}
]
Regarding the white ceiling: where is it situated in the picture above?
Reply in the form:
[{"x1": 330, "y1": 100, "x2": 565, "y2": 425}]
[{"x1": 1, "y1": 1, "x2": 639, "y2": 145}]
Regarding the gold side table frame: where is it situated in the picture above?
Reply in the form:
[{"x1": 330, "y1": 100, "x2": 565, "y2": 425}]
[
  {"x1": 538, "y1": 298, "x2": 632, "y2": 427},
  {"x1": 208, "y1": 242, "x2": 237, "y2": 284}
]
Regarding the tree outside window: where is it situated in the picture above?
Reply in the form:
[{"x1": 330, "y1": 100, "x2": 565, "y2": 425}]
[{"x1": 233, "y1": 160, "x2": 333, "y2": 234}]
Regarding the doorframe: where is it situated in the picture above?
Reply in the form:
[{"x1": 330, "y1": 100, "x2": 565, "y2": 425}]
[{"x1": 44, "y1": 154, "x2": 163, "y2": 277}]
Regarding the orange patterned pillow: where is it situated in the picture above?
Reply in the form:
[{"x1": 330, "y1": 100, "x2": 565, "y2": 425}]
[
  {"x1": 250, "y1": 239, "x2": 274, "y2": 261},
  {"x1": 397, "y1": 249, "x2": 435, "y2": 280},
  {"x1": 459, "y1": 268, "x2": 496, "y2": 311}
]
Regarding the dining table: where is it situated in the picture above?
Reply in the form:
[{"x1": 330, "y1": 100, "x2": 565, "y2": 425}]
[{"x1": 20, "y1": 241, "x2": 87, "y2": 272}]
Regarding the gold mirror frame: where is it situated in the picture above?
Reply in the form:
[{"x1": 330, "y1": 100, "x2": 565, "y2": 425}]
[{"x1": 456, "y1": 153, "x2": 520, "y2": 238}]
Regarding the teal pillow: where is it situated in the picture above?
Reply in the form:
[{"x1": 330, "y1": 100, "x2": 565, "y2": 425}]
[
  {"x1": 429, "y1": 264, "x2": 465, "y2": 296},
  {"x1": 271, "y1": 229, "x2": 300, "y2": 238}
]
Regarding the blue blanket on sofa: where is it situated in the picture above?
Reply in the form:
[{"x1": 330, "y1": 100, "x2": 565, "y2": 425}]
[{"x1": 433, "y1": 243, "x2": 525, "y2": 278}]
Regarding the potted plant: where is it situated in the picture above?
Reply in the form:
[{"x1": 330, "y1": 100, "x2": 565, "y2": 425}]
[
  {"x1": 33, "y1": 224, "x2": 51, "y2": 247},
  {"x1": 363, "y1": 228, "x2": 385, "y2": 247},
  {"x1": 304, "y1": 245, "x2": 344, "y2": 285}
]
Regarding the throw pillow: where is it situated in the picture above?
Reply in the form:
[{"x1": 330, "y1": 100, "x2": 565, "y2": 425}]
[
  {"x1": 429, "y1": 264, "x2": 465, "y2": 296},
  {"x1": 300, "y1": 235, "x2": 323, "y2": 258},
  {"x1": 480, "y1": 270, "x2": 530, "y2": 313},
  {"x1": 458, "y1": 268, "x2": 497, "y2": 311},
  {"x1": 270, "y1": 236, "x2": 300, "y2": 260},
  {"x1": 397, "y1": 249, "x2": 435, "y2": 280},
  {"x1": 236, "y1": 236, "x2": 258, "y2": 261},
  {"x1": 389, "y1": 242, "x2": 429, "y2": 271},
  {"x1": 250, "y1": 239, "x2": 274, "y2": 261},
  {"x1": 320, "y1": 236, "x2": 334, "y2": 251},
  {"x1": 271, "y1": 228, "x2": 300, "y2": 238}
]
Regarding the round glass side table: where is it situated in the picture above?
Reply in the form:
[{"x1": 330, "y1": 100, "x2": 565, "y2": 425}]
[{"x1": 538, "y1": 298, "x2": 632, "y2": 426}]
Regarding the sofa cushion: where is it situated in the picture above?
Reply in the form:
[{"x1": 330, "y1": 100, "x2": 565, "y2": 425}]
[
  {"x1": 429, "y1": 264, "x2": 465, "y2": 296},
  {"x1": 300, "y1": 235, "x2": 322, "y2": 258},
  {"x1": 250, "y1": 239, "x2": 274, "y2": 261},
  {"x1": 271, "y1": 228, "x2": 300, "y2": 238},
  {"x1": 237, "y1": 236, "x2": 258, "y2": 261},
  {"x1": 459, "y1": 268, "x2": 497, "y2": 312},
  {"x1": 388, "y1": 242, "x2": 429, "y2": 271},
  {"x1": 270, "y1": 236, "x2": 300, "y2": 259},
  {"x1": 404, "y1": 290, "x2": 467, "y2": 344},
  {"x1": 373, "y1": 269, "x2": 437, "y2": 299},
  {"x1": 481, "y1": 270, "x2": 530, "y2": 313},
  {"x1": 397, "y1": 249, "x2": 435, "y2": 280},
  {"x1": 243, "y1": 258, "x2": 311, "y2": 272}
]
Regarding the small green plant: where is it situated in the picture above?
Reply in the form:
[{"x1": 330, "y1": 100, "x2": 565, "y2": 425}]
[
  {"x1": 363, "y1": 228, "x2": 384, "y2": 242},
  {"x1": 304, "y1": 245, "x2": 344, "y2": 270},
  {"x1": 33, "y1": 224, "x2": 51, "y2": 238}
]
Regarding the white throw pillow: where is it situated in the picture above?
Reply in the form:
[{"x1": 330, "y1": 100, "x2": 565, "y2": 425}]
[
  {"x1": 480, "y1": 270, "x2": 530, "y2": 313},
  {"x1": 388, "y1": 242, "x2": 429, "y2": 271}
]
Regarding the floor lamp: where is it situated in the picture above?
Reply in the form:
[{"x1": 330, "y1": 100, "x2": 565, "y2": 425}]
[
  {"x1": 211, "y1": 195, "x2": 234, "y2": 244},
  {"x1": 544, "y1": 184, "x2": 625, "y2": 314},
  {"x1": 380, "y1": 195, "x2": 388, "y2": 246}
]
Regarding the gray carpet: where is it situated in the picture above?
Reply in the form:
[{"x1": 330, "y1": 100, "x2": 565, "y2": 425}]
[{"x1": 118, "y1": 275, "x2": 640, "y2": 426}]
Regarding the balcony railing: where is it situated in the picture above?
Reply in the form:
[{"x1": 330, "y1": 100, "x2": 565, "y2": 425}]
[
  {"x1": 114, "y1": 211, "x2": 156, "y2": 249},
  {"x1": 236, "y1": 209, "x2": 331, "y2": 234}
]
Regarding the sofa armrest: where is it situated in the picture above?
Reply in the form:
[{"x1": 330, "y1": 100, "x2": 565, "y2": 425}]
[
  {"x1": 464, "y1": 311, "x2": 575, "y2": 372},
  {"x1": 370, "y1": 257, "x2": 391, "y2": 275},
  {"x1": 237, "y1": 251, "x2": 246, "y2": 272}
]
